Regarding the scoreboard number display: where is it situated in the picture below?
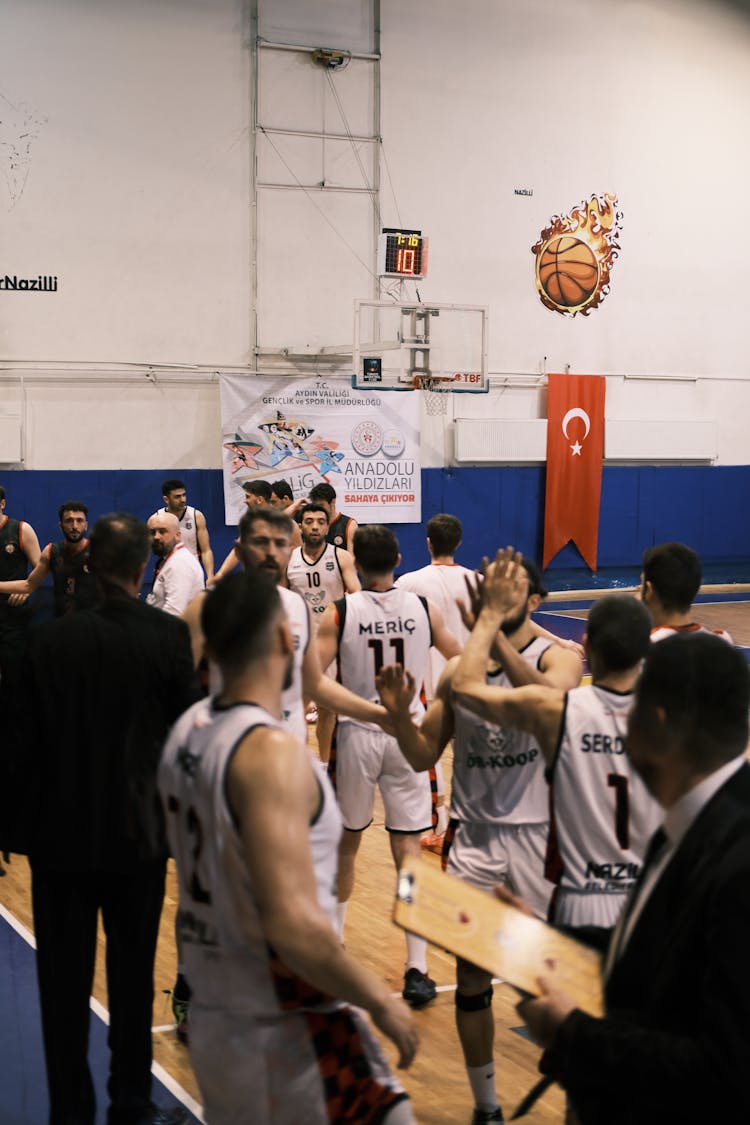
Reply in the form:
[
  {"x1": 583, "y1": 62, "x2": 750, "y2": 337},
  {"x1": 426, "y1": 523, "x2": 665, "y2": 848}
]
[{"x1": 377, "y1": 228, "x2": 429, "y2": 279}]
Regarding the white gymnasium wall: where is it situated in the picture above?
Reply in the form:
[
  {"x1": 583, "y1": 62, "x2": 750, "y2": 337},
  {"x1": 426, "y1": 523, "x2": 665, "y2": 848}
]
[
  {"x1": 0, "y1": 0, "x2": 247, "y2": 468},
  {"x1": 1, "y1": 0, "x2": 750, "y2": 468},
  {"x1": 377, "y1": 0, "x2": 750, "y2": 468}
]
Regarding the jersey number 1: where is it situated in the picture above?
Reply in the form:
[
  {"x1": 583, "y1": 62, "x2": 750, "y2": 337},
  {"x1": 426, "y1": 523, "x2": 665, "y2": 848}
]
[
  {"x1": 607, "y1": 774, "x2": 630, "y2": 849},
  {"x1": 368, "y1": 637, "x2": 405, "y2": 674}
]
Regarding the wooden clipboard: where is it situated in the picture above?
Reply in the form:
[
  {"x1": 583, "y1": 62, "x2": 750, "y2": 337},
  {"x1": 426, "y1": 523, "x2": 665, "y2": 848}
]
[{"x1": 393, "y1": 855, "x2": 604, "y2": 1017}]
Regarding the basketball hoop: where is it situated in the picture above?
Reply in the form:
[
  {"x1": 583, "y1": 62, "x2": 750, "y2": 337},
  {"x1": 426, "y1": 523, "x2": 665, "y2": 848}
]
[
  {"x1": 413, "y1": 374, "x2": 452, "y2": 415},
  {"x1": 352, "y1": 301, "x2": 489, "y2": 397}
]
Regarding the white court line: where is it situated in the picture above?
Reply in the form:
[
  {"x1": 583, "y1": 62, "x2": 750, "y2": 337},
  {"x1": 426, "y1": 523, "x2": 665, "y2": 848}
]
[
  {"x1": 151, "y1": 1062, "x2": 205, "y2": 1123},
  {"x1": 0, "y1": 900, "x2": 36, "y2": 946},
  {"x1": 0, "y1": 901, "x2": 205, "y2": 1123},
  {"x1": 390, "y1": 977, "x2": 505, "y2": 997},
  {"x1": 536, "y1": 608, "x2": 588, "y2": 620}
]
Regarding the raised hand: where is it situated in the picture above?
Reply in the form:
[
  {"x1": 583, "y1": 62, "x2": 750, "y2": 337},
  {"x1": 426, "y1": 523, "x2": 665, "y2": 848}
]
[
  {"x1": 456, "y1": 569, "x2": 483, "y2": 632},
  {"x1": 482, "y1": 547, "x2": 528, "y2": 618},
  {"x1": 376, "y1": 664, "x2": 416, "y2": 717}
]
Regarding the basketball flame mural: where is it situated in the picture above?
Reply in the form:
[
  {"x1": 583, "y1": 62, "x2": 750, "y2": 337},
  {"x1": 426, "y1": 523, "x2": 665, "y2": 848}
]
[{"x1": 532, "y1": 193, "x2": 623, "y2": 317}]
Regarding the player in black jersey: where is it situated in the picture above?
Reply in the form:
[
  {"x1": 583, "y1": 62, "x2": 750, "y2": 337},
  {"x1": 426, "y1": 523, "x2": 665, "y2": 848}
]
[
  {"x1": 0, "y1": 485, "x2": 41, "y2": 708},
  {"x1": 0, "y1": 500, "x2": 97, "y2": 617}
]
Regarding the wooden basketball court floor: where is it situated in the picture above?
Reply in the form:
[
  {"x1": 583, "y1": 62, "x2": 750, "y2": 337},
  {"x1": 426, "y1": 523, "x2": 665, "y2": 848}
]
[{"x1": 2, "y1": 590, "x2": 749, "y2": 1124}]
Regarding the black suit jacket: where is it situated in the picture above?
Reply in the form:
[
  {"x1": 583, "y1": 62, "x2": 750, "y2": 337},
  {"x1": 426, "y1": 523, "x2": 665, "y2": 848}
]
[
  {"x1": 545, "y1": 762, "x2": 750, "y2": 1124},
  {"x1": 3, "y1": 593, "x2": 199, "y2": 868}
]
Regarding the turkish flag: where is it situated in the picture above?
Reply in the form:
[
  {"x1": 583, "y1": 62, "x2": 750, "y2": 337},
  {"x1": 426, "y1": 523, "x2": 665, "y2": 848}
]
[{"x1": 543, "y1": 373, "x2": 606, "y2": 571}]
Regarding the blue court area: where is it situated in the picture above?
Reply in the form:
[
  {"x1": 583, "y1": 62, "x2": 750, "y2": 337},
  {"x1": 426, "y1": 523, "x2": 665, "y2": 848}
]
[
  {"x1": 536, "y1": 590, "x2": 750, "y2": 665},
  {"x1": 0, "y1": 910, "x2": 201, "y2": 1125}
]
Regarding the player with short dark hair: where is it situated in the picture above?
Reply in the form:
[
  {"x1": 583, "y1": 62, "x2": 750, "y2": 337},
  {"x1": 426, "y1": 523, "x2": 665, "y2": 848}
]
[
  {"x1": 243, "y1": 479, "x2": 273, "y2": 504},
  {"x1": 0, "y1": 500, "x2": 97, "y2": 617},
  {"x1": 159, "y1": 570, "x2": 418, "y2": 1124},
  {"x1": 445, "y1": 576, "x2": 659, "y2": 936},
  {"x1": 209, "y1": 482, "x2": 286, "y2": 585},
  {"x1": 395, "y1": 513, "x2": 476, "y2": 849},
  {"x1": 0, "y1": 486, "x2": 42, "y2": 708},
  {"x1": 425, "y1": 513, "x2": 463, "y2": 557},
  {"x1": 270, "y1": 478, "x2": 294, "y2": 505},
  {"x1": 397, "y1": 512, "x2": 474, "y2": 698},
  {"x1": 316, "y1": 524, "x2": 463, "y2": 1010},
  {"x1": 58, "y1": 499, "x2": 88, "y2": 522},
  {"x1": 516, "y1": 631, "x2": 750, "y2": 1125},
  {"x1": 308, "y1": 482, "x2": 358, "y2": 553},
  {"x1": 376, "y1": 547, "x2": 582, "y2": 1124},
  {"x1": 642, "y1": 542, "x2": 701, "y2": 613},
  {"x1": 641, "y1": 541, "x2": 733, "y2": 642},
  {"x1": 286, "y1": 503, "x2": 360, "y2": 759},
  {"x1": 151, "y1": 479, "x2": 214, "y2": 581},
  {"x1": 184, "y1": 507, "x2": 392, "y2": 742}
]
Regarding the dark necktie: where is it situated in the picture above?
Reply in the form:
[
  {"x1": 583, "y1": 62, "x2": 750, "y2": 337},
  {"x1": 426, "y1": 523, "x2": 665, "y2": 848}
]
[
  {"x1": 607, "y1": 824, "x2": 667, "y2": 972},
  {"x1": 641, "y1": 825, "x2": 668, "y2": 872}
]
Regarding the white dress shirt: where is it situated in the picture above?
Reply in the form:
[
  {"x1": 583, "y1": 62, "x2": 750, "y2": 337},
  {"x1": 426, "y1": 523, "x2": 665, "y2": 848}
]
[{"x1": 147, "y1": 542, "x2": 204, "y2": 616}]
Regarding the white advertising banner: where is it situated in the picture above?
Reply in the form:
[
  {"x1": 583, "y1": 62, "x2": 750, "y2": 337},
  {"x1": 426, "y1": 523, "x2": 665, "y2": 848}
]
[{"x1": 220, "y1": 376, "x2": 421, "y2": 525}]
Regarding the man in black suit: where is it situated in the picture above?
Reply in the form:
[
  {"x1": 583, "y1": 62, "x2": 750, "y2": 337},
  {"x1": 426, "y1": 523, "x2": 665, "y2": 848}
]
[
  {"x1": 518, "y1": 630, "x2": 750, "y2": 1124},
  {"x1": 23, "y1": 513, "x2": 198, "y2": 1125}
]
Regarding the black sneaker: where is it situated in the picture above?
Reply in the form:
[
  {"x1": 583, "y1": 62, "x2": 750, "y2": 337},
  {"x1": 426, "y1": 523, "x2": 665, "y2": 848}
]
[
  {"x1": 172, "y1": 994, "x2": 189, "y2": 1045},
  {"x1": 171, "y1": 973, "x2": 191, "y2": 1046},
  {"x1": 139, "y1": 1110, "x2": 189, "y2": 1125},
  {"x1": 470, "y1": 1108, "x2": 504, "y2": 1124},
  {"x1": 402, "y1": 967, "x2": 437, "y2": 1008},
  {"x1": 107, "y1": 1106, "x2": 189, "y2": 1125}
]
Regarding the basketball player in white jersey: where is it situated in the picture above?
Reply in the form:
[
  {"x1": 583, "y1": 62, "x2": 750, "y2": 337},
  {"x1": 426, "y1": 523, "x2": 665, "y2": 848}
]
[
  {"x1": 396, "y1": 514, "x2": 584, "y2": 853},
  {"x1": 376, "y1": 551, "x2": 582, "y2": 1125},
  {"x1": 287, "y1": 502, "x2": 360, "y2": 760},
  {"x1": 209, "y1": 480, "x2": 303, "y2": 587},
  {"x1": 395, "y1": 513, "x2": 476, "y2": 850},
  {"x1": 317, "y1": 525, "x2": 462, "y2": 1009},
  {"x1": 396, "y1": 513, "x2": 474, "y2": 696},
  {"x1": 183, "y1": 507, "x2": 390, "y2": 741},
  {"x1": 641, "y1": 541, "x2": 734, "y2": 643},
  {"x1": 288, "y1": 504, "x2": 361, "y2": 622},
  {"x1": 151, "y1": 478, "x2": 214, "y2": 581},
  {"x1": 448, "y1": 568, "x2": 660, "y2": 937},
  {"x1": 159, "y1": 571, "x2": 418, "y2": 1125}
]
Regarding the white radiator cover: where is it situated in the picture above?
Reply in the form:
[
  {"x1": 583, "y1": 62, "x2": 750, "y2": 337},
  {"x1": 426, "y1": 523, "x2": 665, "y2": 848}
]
[{"x1": 453, "y1": 419, "x2": 717, "y2": 463}]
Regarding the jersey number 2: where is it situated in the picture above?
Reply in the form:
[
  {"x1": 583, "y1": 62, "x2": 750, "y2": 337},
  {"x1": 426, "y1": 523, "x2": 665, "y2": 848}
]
[{"x1": 167, "y1": 795, "x2": 212, "y2": 905}]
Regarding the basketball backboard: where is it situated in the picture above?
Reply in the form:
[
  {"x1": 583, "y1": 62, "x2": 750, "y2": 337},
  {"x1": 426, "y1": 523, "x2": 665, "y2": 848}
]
[{"x1": 352, "y1": 300, "x2": 489, "y2": 394}]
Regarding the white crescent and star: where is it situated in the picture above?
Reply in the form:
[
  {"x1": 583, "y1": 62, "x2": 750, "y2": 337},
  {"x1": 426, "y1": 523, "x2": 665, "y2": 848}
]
[{"x1": 561, "y1": 407, "x2": 591, "y2": 456}]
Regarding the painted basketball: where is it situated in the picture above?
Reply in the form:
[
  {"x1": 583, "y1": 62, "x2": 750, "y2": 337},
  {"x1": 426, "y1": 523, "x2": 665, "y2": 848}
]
[{"x1": 537, "y1": 235, "x2": 599, "y2": 309}]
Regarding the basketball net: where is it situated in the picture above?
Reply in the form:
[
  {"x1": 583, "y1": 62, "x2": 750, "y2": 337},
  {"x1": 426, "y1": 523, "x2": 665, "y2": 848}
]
[{"x1": 413, "y1": 374, "x2": 450, "y2": 416}]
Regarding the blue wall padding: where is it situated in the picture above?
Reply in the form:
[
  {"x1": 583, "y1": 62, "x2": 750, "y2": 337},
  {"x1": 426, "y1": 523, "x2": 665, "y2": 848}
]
[{"x1": 1, "y1": 465, "x2": 749, "y2": 588}]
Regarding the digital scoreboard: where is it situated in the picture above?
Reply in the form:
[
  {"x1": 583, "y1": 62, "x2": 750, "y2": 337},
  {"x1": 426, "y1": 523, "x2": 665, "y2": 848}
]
[{"x1": 377, "y1": 228, "x2": 428, "y2": 279}]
